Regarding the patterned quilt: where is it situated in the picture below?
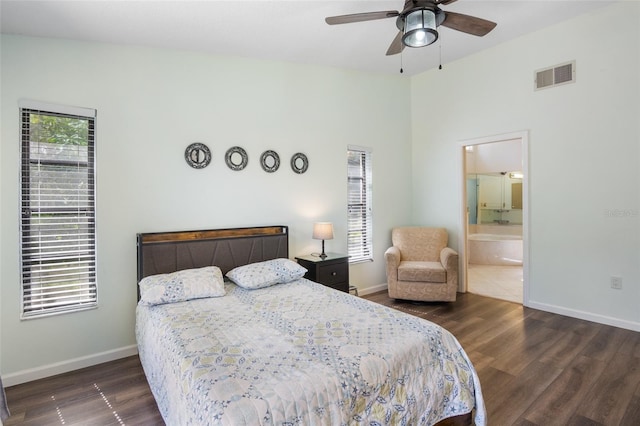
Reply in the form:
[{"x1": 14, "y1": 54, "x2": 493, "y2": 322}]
[{"x1": 136, "y1": 279, "x2": 486, "y2": 425}]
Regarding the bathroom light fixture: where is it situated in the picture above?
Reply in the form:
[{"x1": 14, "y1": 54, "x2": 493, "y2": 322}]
[
  {"x1": 402, "y1": 9, "x2": 438, "y2": 48},
  {"x1": 312, "y1": 222, "x2": 334, "y2": 259},
  {"x1": 509, "y1": 172, "x2": 523, "y2": 179}
]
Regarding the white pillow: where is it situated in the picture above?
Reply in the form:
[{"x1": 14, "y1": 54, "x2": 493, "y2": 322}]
[
  {"x1": 138, "y1": 266, "x2": 225, "y2": 305},
  {"x1": 226, "y1": 258, "x2": 307, "y2": 289}
]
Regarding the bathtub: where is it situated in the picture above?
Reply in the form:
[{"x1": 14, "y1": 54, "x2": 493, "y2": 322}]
[{"x1": 468, "y1": 233, "x2": 523, "y2": 266}]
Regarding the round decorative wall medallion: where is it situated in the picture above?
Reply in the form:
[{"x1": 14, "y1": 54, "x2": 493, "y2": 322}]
[
  {"x1": 290, "y1": 152, "x2": 309, "y2": 174},
  {"x1": 225, "y1": 146, "x2": 248, "y2": 171},
  {"x1": 184, "y1": 143, "x2": 211, "y2": 169},
  {"x1": 260, "y1": 150, "x2": 280, "y2": 173}
]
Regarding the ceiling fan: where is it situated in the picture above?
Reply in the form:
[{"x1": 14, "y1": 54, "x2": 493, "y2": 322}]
[{"x1": 325, "y1": 0, "x2": 497, "y2": 56}]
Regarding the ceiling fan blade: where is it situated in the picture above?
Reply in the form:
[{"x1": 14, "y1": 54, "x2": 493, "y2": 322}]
[
  {"x1": 386, "y1": 31, "x2": 405, "y2": 56},
  {"x1": 441, "y1": 11, "x2": 497, "y2": 37},
  {"x1": 325, "y1": 10, "x2": 399, "y2": 25}
]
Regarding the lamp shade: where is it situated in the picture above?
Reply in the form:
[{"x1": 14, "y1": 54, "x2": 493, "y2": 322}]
[
  {"x1": 312, "y1": 222, "x2": 334, "y2": 241},
  {"x1": 402, "y1": 9, "x2": 438, "y2": 48}
]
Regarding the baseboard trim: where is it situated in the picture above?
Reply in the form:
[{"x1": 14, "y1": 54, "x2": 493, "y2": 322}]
[
  {"x1": 2, "y1": 345, "x2": 138, "y2": 387},
  {"x1": 527, "y1": 300, "x2": 640, "y2": 332},
  {"x1": 358, "y1": 283, "x2": 388, "y2": 296}
]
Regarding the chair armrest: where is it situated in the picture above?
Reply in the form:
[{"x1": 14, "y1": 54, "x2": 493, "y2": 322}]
[
  {"x1": 440, "y1": 247, "x2": 458, "y2": 271},
  {"x1": 384, "y1": 246, "x2": 401, "y2": 269}
]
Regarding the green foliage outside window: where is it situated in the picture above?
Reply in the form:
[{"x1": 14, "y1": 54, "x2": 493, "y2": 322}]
[{"x1": 29, "y1": 114, "x2": 88, "y2": 146}]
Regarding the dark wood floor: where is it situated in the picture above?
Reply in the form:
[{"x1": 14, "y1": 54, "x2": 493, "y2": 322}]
[{"x1": 4, "y1": 291, "x2": 640, "y2": 425}]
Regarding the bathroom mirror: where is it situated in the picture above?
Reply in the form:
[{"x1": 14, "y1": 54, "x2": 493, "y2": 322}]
[{"x1": 467, "y1": 172, "x2": 522, "y2": 225}]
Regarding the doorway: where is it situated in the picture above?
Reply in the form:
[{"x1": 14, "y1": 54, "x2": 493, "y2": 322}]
[{"x1": 459, "y1": 131, "x2": 529, "y2": 305}]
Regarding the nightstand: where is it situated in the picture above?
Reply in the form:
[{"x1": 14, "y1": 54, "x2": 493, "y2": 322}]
[{"x1": 295, "y1": 252, "x2": 349, "y2": 293}]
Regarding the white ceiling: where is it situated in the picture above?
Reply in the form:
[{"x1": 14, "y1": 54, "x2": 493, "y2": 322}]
[{"x1": 0, "y1": 0, "x2": 614, "y2": 76}]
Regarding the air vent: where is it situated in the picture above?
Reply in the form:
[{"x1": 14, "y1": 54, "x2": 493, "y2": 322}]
[{"x1": 534, "y1": 60, "x2": 575, "y2": 90}]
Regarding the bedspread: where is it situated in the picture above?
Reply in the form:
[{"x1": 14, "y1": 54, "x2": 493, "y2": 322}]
[{"x1": 136, "y1": 279, "x2": 485, "y2": 425}]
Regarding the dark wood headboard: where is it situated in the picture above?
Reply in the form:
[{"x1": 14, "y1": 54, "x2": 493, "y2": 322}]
[{"x1": 136, "y1": 225, "x2": 289, "y2": 295}]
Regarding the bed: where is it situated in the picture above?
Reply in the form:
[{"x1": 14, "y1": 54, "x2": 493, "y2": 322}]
[{"x1": 135, "y1": 226, "x2": 486, "y2": 425}]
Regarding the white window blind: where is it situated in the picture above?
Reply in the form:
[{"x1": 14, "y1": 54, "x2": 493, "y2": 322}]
[
  {"x1": 20, "y1": 102, "x2": 97, "y2": 318},
  {"x1": 347, "y1": 146, "x2": 373, "y2": 263}
]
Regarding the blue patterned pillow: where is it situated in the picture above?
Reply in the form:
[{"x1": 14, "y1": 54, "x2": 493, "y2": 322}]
[
  {"x1": 226, "y1": 258, "x2": 307, "y2": 289},
  {"x1": 138, "y1": 266, "x2": 226, "y2": 305}
]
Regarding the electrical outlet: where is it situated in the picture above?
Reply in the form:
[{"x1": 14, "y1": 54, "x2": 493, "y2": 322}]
[{"x1": 610, "y1": 276, "x2": 622, "y2": 290}]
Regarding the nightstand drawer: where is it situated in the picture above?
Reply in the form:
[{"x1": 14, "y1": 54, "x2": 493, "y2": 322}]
[
  {"x1": 317, "y1": 263, "x2": 348, "y2": 286},
  {"x1": 322, "y1": 280, "x2": 349, "y2": 292},
  {"x1": 295, "y1": 252, "x2": 350, "y2": 293}
]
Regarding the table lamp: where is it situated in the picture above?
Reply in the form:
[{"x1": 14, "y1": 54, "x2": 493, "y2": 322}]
[{"x1": 312, "y1": 222, "x2": 334, "y2": 259}]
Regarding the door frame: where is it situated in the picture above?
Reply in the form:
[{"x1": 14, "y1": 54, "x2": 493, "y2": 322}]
[{"x1": 458, "y1": 130, "x2": 530, "y2": 306}]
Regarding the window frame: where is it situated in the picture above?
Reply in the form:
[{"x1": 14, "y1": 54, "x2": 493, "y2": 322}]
[
  {"x1": 19, "y1": 100, "x2": 97, "y2": 319},
  {"x1": 347, "y1": 145, "x2": 373, "y2": 264}
]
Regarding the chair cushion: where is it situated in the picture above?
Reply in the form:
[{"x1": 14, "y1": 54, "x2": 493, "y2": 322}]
[
  {"x1": 398, "y1": 261, "x2": 446, "y2": 283},
  {"x1": 392, "y1": 227, "x2": 448, "y2": 262}
]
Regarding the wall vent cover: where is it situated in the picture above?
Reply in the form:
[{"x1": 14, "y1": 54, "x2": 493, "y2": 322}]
[{"x1": 535, "y1": 60, "x2": 575, "y2": 90}]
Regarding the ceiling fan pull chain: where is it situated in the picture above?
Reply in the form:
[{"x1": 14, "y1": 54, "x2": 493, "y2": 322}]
[
  {"x1": 400, "y1": 51, "x2": 404, "y2": 74},
  {"x1": 439, "y1": 42, "x2": 443, "y2": 70}
]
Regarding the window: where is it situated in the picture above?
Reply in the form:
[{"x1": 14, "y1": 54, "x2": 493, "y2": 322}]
[
  {"x1": 347, "y1": 145, "x2": 373, "y2": 263},
  {"x1": 20, "y1": 101, "x2": 97, "y2": 318}
]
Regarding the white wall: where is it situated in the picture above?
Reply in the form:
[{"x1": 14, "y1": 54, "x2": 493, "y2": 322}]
[
  {"x1": 466, "y1": 139, "x2": 522, "y2": 175},
  {"x1": 0, "y1": 35, "x2": 413, "y2": 383},
  {"x1": 411, "y1": 2, "x2": 640, "y2": 330}
]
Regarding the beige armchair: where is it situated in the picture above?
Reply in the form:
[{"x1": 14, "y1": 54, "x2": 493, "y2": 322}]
[{"x1": 385, "y1": 227, "x2": 458, "y2": 302}]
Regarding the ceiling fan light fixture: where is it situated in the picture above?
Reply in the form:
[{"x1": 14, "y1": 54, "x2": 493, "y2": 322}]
[{"x1": 402, "y1": 9, "x2": 438, "y2": 48}]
